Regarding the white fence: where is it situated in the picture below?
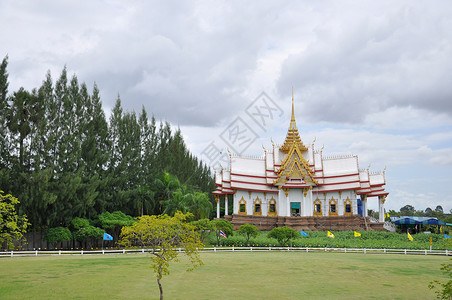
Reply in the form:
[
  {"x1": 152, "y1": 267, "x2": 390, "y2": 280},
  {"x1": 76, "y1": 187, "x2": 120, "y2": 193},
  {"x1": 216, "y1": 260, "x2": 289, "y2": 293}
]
[{"x1": 1, "y1": 247, "x2": 451, "y2": 258}]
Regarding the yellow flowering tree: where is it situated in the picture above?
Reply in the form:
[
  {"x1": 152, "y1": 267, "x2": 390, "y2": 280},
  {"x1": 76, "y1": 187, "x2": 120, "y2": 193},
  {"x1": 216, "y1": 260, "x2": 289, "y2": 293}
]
[
  {"x1": 119, "y1": 211, "x2": 203, "y2": 300},
  {"x1": 0, "y1": 190, "x2": 30, "y2": 249}
]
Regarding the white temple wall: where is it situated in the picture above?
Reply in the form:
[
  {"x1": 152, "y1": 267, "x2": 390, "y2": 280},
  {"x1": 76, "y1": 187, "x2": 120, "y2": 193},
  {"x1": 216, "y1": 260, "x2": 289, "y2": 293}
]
[{"x1": 278, "y1": 190, "x2": 287, "y2": 216}]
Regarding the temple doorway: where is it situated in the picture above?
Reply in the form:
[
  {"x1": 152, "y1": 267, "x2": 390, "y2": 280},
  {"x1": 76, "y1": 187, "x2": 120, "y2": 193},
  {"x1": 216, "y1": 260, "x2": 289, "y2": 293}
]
[{"x1": 291, "y1": 202, "x2": 301, "y2": 217}]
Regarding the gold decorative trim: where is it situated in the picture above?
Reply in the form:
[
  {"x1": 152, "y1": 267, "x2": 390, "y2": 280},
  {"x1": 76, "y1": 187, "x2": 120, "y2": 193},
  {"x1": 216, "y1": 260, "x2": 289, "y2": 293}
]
[
  {"x1": 313, "y1": 198, "x2": 322, "y2": 217},
  {"x1": 284, "y1": 188, "x2": 289, "y2": 197},
  {"x1": 215, "y1": 195, "x2": 219, "y2": 204},
  {"x1": 238, "y1": 197, "x2": 247, "y2": 215},
  {"x1": 329, "y1": 197, "x2": 338, "y2": 216},
  {"x1": 268, "y1": 197, "x2": 277, "y2": 217},
  {"x1": 253, "y1": 197, "x2": 262, "y2": 216},
  {"x1": 344, "y1": 197, "x2": 353, "y2": 216}
]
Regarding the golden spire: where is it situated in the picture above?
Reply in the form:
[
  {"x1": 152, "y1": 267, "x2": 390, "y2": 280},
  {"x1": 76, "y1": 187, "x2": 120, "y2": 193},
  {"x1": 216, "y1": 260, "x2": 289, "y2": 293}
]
[
  {"x1": 290, "y1": 87, "x2": 296, "y2": 129},
  {"x1": 280, "y1": 89, "x2": 307, "y2": 152}
]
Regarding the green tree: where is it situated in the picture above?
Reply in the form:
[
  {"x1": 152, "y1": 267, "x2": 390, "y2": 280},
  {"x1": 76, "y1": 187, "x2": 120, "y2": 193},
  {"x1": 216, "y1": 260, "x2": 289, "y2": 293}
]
[
  {"x1": 189, "y1": 191, "x2": 213, "y2": 220},
  {"x1": 400, "y1": 205, "x2": 415, "y2": 216},
  {"x1": 237, "y1": 224, "x2": 260, "y2": 245},
  {"x1": 0, "y1": 55, "x2": 10, "y2": 170},
  {"x1": 268, "y1": 226, "x2": 299, "y2": 246},
  {"x1": 118, "y1": 212, "x2": 203, "y2": 300},
  {"x1": 162, "y1": 187, "x2": 191, "y2": 216},
  {"x1": 98, "y1": 211, "x2": 135, "y2": 241},
  {"x1": 0, "y1": 191, "x2": 30, "y2": 249},
  {"x1": 153, "y1": 172, "x2": 181, "y2": 214},
  {"x1": 71, "y1": 217, "x2": 104, "y2": 249},
  {"x1": 44, "y1": 227, "x2": 72, "y2": 248},
  {"x1": 429, "y1": 259, "x2": 452, "y2": 299},
  {"x1": 191, "y1": 218, "x2": 214, "y2": 243},
  {"x1": 211, "y1": 219, "x2": 233, "y2": 245}
]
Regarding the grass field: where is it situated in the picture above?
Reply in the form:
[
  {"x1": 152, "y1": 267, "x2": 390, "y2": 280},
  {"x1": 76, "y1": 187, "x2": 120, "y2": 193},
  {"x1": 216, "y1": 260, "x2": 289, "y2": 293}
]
[{"x1": 0, "y1": 252, "x2": 449, "y2": 299}]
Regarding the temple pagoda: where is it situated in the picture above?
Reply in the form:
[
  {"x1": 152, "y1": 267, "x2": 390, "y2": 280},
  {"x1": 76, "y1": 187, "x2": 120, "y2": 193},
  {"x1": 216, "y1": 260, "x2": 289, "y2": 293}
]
[{"x1": 213, "y1": 93, "x2": 389, "y2": 231}]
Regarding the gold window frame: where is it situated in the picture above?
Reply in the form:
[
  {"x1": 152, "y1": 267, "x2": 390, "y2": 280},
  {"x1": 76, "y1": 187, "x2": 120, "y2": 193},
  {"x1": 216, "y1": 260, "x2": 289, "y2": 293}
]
[
  {"x1": 238, "y1": 197, "x2": 247, "y2": 215},
  {"x1": 253, "y1": 197, "x2": 262, "y2": 216}
]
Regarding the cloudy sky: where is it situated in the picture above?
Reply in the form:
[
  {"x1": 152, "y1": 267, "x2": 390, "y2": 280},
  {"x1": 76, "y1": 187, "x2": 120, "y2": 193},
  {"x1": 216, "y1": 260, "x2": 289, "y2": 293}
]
[{"x1": 1, "y1": 1, "x2": 451, "y2": 213}]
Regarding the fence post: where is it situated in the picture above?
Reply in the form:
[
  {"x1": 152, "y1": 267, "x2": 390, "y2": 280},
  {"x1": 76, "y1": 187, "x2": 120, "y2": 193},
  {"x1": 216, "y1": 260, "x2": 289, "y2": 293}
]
[
  {"x1": 11, "y1": 251, "x2": 13, "y2": 257},
  {"x1": 306, "y1": 247, "x2": 308, "y2": 253},
  {"x1": 35, "y1": 250, "x2": 38, "y2": 256},
  {"x1": 363, "y1": 249, "x2": 366, "y2": 254},
  {"x1": 59, "y1": 250, "x2": 61, "y2": 255},
  {"x1": 232, "y1": 246, "x2": 234, "y2": 252},
  {"x1": 214, "y1": 247, "x2": 216, "y2": 252},
  {"x1": 102, "y1": 249, "x2": 105, "y2": 255},
  {"x1": 404, "y1": 249, "x2": 407, "y2": 255},
  {"x1": 123, "y1": 249, "x2": 125, "y2": 254},
  {"x1": 81, "y1": 250, "x2": 83, "y2": 255}
]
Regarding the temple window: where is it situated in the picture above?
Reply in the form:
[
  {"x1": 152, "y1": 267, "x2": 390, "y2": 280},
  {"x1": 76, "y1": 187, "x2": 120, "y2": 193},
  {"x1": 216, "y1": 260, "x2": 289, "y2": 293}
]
[
  {"x1": 313, "y1": 198, "x2": 322, "y2": 217},
  {"x1": 344, "y1": 197, "x2": 353, "y2": 216},
  {"x1": 238, "y1": 197, "x2": 247, "y2": 215},
  {"x1": 253, "y1": 197, "x2": 262, "y2": 216},
  {"x1": 268, "y1": 197, "x2": 277, "y2": 216},
  {"x1": 329, "y1": 197, "x2": 338, "y2": 216}
]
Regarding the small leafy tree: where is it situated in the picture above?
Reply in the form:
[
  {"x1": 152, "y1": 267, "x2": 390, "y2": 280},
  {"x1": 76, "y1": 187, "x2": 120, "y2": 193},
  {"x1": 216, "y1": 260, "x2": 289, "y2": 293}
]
[
  {"x1": 44, "y1": 227, "x2": 72, "y2": 249},
  {"x1": 0, "y1": 191, "x2": 30, "y2": 249},
  {"x1": 119, "y1": 211, "x2": 203, "y2": 300},
  {"x1": 237, "y1": 224, "x2": 260, "y2": 245},
  {"x1": 191, "y1": 218, "x2": 214, "y2": 243},
  {"x1": 98, "y1": 211, "x2": 135, "y2": 240},
  {"x1": 211, "y1": 219, "x2": 233, "y2": 245},
  {"x1": 71, "y1": 217, "x2": 104, "y2": 249},
  {"x1": 429, "y1": 259, "x2": 452, "y2": 299},
  {"x1": 268, "y1": 226, "x2": 299, "y2": 246}
]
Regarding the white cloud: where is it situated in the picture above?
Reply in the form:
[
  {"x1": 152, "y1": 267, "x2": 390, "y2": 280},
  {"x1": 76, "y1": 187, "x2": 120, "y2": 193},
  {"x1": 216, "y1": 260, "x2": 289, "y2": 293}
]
[{"x1": 1, "y1": 1, "x2": 452, "y2": 215}]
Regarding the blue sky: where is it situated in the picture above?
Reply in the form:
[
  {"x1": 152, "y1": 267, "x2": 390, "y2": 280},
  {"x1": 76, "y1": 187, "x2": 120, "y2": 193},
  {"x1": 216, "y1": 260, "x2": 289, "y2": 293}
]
[{"x1": 1, "y1": 0, "x2": 451, "y2": 213}]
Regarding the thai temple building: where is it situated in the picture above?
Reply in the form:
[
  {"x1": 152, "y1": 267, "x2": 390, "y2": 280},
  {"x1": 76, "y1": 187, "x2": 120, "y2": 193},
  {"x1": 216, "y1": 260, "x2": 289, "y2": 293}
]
[{"x1": 213, "y1": 94, "x2": 389, "y2": 231}]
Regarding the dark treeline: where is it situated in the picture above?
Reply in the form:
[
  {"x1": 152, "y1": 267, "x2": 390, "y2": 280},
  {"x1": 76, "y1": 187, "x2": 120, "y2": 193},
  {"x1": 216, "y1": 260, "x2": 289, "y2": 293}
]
[{"x1": 0, "y1": 56, "x2": 215, "y2": 231}]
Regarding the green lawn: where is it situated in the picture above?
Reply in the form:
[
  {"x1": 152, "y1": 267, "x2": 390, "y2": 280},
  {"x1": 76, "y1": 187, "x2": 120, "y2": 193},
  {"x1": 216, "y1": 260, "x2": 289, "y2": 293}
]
[{"x1": 0, "y1": 252, "x2": 449, "y2": 299}]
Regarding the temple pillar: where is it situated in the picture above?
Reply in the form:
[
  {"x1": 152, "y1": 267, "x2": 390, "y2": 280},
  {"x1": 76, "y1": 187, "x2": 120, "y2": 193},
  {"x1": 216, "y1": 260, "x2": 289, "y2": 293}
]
[
  {"x1": 225, "y1": 194, "x2": 229, "y2": 216},
  {"x1": 378, "y1": 196, "x2": 385, "y2": 223},
  {"x1": 286, "y1": 190, "x2": 290, "y2": 217},
  {"x1": 361, "y1": 195, "x2": 368, "y2": 217},
  {"x1": 215, "y1": 195, "x2": 220, "y2": 219}
]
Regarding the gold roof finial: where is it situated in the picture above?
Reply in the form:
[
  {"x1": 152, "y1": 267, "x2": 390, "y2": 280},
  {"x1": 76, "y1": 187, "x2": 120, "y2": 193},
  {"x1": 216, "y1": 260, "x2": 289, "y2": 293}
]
[
  {"x1": 291, "y1": 87, "x2": 296, "y2": 125},
  {"x1": 280, "y1": 88, "x2": 307, "y2": 152}
]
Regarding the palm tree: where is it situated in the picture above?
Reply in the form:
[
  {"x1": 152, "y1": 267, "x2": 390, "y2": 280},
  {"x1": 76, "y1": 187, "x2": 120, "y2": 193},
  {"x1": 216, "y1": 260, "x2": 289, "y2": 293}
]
[
  {"x1": 189, "y1": 192, "x2": 213, "y2": 220},
  {"x1": 153, "y1": 172, "x2": 180, "y2": 214}
]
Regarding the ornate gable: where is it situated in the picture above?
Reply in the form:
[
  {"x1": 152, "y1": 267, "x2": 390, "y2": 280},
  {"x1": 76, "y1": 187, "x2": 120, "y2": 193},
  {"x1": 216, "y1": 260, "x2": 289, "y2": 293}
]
[{"x1": 274, "y1": 92, "x2": 317, "y2": 187}]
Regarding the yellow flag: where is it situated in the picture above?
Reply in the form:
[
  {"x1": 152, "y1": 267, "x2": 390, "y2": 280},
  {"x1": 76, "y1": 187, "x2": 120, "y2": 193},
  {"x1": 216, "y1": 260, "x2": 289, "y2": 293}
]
[
  {"x1": 354, "y1": 231, "x2": 361, "y2": 237},
  {"x1": 407, "y1": 232, "x2": 414, "y2": 241},
  {"x1": 440, "y1": 226, "x2": 443, "y2": 233},
  {"x1": 328, "y1": 231, "x2": 335, "y2": 239}
]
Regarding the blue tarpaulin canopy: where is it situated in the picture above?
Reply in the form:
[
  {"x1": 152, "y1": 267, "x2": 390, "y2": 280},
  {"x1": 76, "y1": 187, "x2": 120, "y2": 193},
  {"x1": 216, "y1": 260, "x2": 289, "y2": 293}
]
[{"x1": 390, "y1": 216, "x2": 447, "y2": 225}]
